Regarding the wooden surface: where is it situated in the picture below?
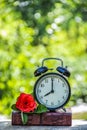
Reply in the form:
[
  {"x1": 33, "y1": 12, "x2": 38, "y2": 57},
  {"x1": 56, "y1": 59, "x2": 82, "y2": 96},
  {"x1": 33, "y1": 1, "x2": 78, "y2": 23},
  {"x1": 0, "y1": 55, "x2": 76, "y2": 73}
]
[{"x1": 12, "y1": 109, "x2": 72, "y2": 126}]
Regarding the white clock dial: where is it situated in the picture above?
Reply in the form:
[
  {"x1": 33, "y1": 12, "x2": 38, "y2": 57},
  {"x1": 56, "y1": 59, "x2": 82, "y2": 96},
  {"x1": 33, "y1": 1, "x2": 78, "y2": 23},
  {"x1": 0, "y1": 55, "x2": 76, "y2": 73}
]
[{"x1": 34, "y1": 73, "x2": 71, "y2": 110}]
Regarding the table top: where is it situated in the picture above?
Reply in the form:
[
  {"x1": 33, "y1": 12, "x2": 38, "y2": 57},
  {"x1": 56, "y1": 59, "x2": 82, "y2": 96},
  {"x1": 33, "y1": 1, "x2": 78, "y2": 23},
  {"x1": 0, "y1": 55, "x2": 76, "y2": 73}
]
[{"x1": 0, "y1": 120, "x2": 87, "y2": 130}]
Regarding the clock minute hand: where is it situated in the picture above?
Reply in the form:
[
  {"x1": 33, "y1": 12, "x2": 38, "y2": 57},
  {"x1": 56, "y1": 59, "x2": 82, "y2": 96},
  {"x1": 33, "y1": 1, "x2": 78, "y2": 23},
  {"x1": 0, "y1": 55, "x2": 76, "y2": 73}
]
[
  {"x1": 51, "y1": 78, "x2": 54, "y2": 93},
  {"x1": 44, "y1": 78, "x2": 54, "y2": 97}
]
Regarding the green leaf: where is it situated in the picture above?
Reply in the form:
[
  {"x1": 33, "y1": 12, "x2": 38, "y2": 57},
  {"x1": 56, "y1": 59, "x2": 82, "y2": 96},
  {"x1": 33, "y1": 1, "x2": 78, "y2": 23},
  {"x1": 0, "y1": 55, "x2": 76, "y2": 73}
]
[
  {"x1": 11, "y1": 104, "x2": 19, "y2": 111},
  {"x1": 35, "y1": 104, "x2": 48, "y2": 114},
  {"x1": 21, "y1": 112, "x2": 28, "y2": 125}
]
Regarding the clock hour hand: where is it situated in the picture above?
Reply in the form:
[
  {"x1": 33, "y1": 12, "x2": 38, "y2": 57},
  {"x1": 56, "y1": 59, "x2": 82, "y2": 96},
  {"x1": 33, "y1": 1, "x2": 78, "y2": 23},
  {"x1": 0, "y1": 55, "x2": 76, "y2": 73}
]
[{"x1": 44, "y1": 91, "x2": 52, "y2": 97}]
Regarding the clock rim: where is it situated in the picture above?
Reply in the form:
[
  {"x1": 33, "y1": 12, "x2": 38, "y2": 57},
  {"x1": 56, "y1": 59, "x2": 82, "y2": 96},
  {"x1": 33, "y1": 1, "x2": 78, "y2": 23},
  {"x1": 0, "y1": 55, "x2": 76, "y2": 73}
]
[{"x1": 34, "y1": 72, "x2": 71, "y2": 110}]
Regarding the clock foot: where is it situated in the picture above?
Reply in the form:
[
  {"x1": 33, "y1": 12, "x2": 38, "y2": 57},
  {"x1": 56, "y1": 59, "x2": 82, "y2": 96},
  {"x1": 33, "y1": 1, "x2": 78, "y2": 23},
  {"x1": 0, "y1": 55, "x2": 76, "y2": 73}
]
[
  {"x1": 55, "y1": 107, "x2": 66, "y2": 112},
  {"x1": 62, "y1": 107, "x2": 66, "y2": 112},
  {"x1": 50, "y1": 110, "x2": 56, "y2": 112}
]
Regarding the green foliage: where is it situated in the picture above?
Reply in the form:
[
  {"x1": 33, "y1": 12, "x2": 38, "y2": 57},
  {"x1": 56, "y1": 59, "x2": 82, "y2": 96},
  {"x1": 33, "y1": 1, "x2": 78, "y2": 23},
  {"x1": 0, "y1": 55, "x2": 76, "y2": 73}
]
[
  {"x1": 0, "y1": 0, "x2": 87, "y2": 116},
  {"x1": 73, "y1": 112, "x2": 87, "y2": 120},
  {"x1": 21, "y1": 112, "x2": 28, "y2": 125},
  {"x1": 34, "y1": 104, "x2": 48, "y2": 114},
  {"x1": 11, "y1": 104, "x2": 19, "y2": 111}
]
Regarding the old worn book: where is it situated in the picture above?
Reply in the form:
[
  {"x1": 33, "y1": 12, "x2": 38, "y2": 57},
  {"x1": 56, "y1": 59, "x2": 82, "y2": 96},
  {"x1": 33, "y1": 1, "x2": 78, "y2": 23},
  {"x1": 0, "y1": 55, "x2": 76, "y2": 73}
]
[{"x1": 12, "y1": 109, "x2": 72, "y2": 126}]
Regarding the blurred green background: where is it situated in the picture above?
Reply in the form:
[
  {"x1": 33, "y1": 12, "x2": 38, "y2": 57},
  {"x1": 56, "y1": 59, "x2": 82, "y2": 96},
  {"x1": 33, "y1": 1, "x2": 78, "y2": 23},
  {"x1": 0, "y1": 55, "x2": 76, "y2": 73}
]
[{"x1": 0, "y1": 0, "x2": 87, "y2": 117}]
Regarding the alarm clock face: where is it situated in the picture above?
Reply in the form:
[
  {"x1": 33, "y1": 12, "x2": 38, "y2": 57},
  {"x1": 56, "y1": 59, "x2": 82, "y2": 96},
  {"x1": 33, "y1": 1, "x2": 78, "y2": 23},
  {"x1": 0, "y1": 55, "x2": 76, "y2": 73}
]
[{"x1": 34, "y1": 73, "x2": 71, "y2": 110}]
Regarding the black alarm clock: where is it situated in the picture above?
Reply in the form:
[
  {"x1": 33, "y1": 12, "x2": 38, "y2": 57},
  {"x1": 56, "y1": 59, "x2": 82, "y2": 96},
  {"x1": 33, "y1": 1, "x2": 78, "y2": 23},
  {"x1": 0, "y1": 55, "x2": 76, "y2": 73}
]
[{"x1": 34, "y1": 58, "x2": 71, "y2": 111}]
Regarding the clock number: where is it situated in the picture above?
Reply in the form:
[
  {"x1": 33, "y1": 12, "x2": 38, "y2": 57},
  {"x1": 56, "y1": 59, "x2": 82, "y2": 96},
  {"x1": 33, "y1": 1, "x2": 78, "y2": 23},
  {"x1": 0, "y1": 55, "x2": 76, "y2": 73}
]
[
  {"x1": 51, "y1": 102, "x2": 54, "y2": 106},
  {"x1": 62, "y1": 83, "x2": 65, "y2": 87},
  {"x1": 58, "y1": 79, "x2": 59, "y2": 82},
  {"x1": 45, "y1": 100, "x2": 48, "y2": 104},
  {"x1": 51, "y1": 78, "x2": 54, "y2": 81},
  {"x1": 38, "y1": 89, "x2": 41, "y2": 93},
  {"x1": 62, "y1": 96, "x2": 65, "y2": 99},
  {"x1": 41, "y1": 84, "x2": 44, "y2": 87},
  {"x1": 65, "y1": 89, "x2": 68, "y2": 93},
  {"x1": 40, "y1": 96, "x2": 43, "y2": 99},
  {"x1": 58, "y1": 100, "x2": 60, "y2": 103},
  {"x1": 45, "y1": 79, "x2": 48, "y2": 83}
]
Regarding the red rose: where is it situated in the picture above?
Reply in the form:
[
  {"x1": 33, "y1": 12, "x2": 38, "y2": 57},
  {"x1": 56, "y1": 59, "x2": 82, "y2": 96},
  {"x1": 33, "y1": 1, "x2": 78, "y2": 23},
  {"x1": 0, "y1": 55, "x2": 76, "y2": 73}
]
[{"x1": 16, "y1": 93, "x2": 37, "y2": 113}]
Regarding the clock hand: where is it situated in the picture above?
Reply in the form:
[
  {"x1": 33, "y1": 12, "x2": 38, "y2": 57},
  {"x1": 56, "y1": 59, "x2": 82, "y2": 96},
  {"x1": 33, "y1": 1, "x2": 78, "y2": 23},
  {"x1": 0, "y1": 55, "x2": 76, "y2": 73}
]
[
  {"x1": 51, "y1": 78, "x2": 54, "y2": 93},
  {"x1": 44, "y1": 78, "x2": 54, "y2": 97},
  {"x1": 44, "y1": 91, "x2": 52, "y2": 97}
]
